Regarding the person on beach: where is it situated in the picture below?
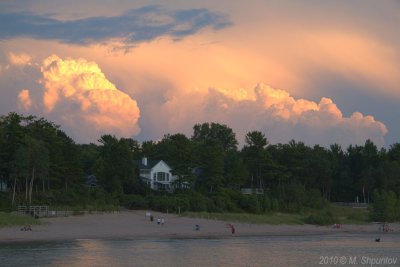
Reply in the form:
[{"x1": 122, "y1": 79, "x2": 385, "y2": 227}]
[
  {"x1": 157, "y1": 218, "x2": 161, "y2": 225},
  {"x1": 227, "y1": 223, "x2": 235, "y2": 235},
  {"x1": 150, "y1": 215, "x2": 154, "y2": 222},
  {"x1": 161, "y1": 218, "x2": 165, "y2": 226},
  {"x1": 20, "y1": 225, "x2": 32, "y2": 231},
  {"x1": 333, "y1": 223, "x2": 342, "y2": 229}
]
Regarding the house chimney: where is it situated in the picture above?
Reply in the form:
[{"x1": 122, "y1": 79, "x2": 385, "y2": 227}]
[{"x1": 142, "y1": 157, "x2": 147, "y2": 166}]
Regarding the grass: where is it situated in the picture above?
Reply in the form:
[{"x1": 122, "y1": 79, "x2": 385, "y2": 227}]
[
  {"x1": 181, "y1": 204, "x2": 370, "y2": 225},
  {"x1": 329, "y1": 204, "x2": 369, "y2": 224},
  {"x1": 181, "y1": 211, "x2": 305, "y2": 225},
  {"x1": 0, "y1": 212, "x2": 41, "y2": 228}
]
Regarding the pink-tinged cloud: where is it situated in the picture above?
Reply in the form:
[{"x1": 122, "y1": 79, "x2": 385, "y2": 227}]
[
  {"x1": 139, "y1": 83, "x2": 387, "y2": 147},
  {"x1": 8, "y1": 52, "x2": 32, "y2": 66},
  {"x1": 18, "y1": 55, "x2": 141, "y2": 143},
  {"x1": 17, "y1": 89, "x2": 32, "y2": 110}
]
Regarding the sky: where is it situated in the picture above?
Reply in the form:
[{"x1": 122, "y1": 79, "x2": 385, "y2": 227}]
[{"x1": 0, "y1": 0, "x2": 399, "y2": 148}]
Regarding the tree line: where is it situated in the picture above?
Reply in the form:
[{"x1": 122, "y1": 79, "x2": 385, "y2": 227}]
[{"x1": 0, "y1": 112, "x2": 399, "y2": 221}]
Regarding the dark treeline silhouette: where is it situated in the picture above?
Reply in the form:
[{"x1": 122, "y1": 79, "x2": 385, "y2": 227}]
[{"x1": 1, "y1": 112, "x2": 399, "y2": 222}]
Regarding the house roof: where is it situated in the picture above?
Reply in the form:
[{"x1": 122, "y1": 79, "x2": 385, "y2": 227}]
[{"x1": 136, "y1": 159, "x2": 163, "y2": 170}]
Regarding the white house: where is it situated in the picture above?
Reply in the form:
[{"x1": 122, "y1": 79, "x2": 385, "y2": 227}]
[{"x1": 137, "y1": 157, "x2": 179, "y2": 192}]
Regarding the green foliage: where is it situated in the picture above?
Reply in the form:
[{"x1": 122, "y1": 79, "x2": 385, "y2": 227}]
[
  {"x1": 121, "y1": 194, "x2": 148, "y2": 209},
  {"x1": 1, "y1": 112, "x2": 400, "y2": 222},
  {"x1": 0, "y1": 212, "x2": 40, "y2": 228},
  {"x1": 284, "y1": 183, "x2": 307, "y2": 212},
  {"x1": 238, "y1": 194, "x2": 262, "y2": 213},
  {"x1": 187, "y1": 192, "x2": 208, "y2": 211},
  {"x1": 270, "y1": 198, "x2": 280, "y2": 211},
  {"x1": 182, "y1": 211, "x2": 304, "y2": 225},
  {"x1": 94, "y1": 135, "x2": 142, "y2": 195},
  {"x1": 305, "y1": 210, "x2": 338, "y2": 226},
  {"x1": 148, "y1": 195, "x2": 177, "y2": 213},
  {"x1": 346, "y1": 212, "x2": 368, "y2": 224},
  {"x1": 192, "y1": 122, "x2": 238, "y2": 152},
  {"x1": 28, "y1": 186, "x2": 119, "y2": 212},
  {"x1": 324, "y1": 204, "x2": 368, "y2": 224},
  {"x1": 79, "y1": 143, "x2": 100, "y2": 175},
  {"x1": 260, "y1": 195, "x2": 271, "y2": 212},
  {"x1": 224, "y1": 151, "x2": 248, "y2": 189},
  {"x1": 306, "y1": 189, "x2": 328, "y2": 209},
  {"x1": 369, "y1": 190, "x2": 399, "y2": 222},
  {"x1": 242, "y1": 131, "x2": 274, "y2": 189},
  {"x1": 0, "y1": 193, "x2": 12, "y2": 212}
]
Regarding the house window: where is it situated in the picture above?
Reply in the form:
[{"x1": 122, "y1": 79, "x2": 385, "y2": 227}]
[
  {"x1": 153, "y1": 173, "x2": 156, "y2": 179},
  {"x1": 157, "y1": 172, "x2": 166, "y2": 181},
  {"x1": 166, "y1": 173, "x2": 169, "y2": 181}
]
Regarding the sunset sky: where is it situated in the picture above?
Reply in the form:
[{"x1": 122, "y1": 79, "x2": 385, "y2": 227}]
[{"x1": 0, "y1": 0, "x2": 399, "y2": 148}]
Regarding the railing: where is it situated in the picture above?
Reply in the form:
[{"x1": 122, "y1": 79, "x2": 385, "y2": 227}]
[
  {"x1": 16, "y1": 206, "x2": 120, "y2": 218},
  {"x1": 140, "y1": 174, "x2": 151, "y2": 179},
  {"x1": 334, "y1": 202, "x2": 368, "y2": 208},
  {"x1": 241, "y1": 188, "x2": 264, "y2": 195},
  {"x1": 17, "y1": 206, "x2": 49, "y2": 217}
]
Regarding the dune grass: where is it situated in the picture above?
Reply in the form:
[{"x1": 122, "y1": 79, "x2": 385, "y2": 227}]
[
  {"x1": 0, "y1": 212, "x2": 40, "y2": 228},
  {"x1": 181, "y1": 205, "x2": 369, "y2": 225},
  {"x1": 181, "y1": 211, "x2": 305, "y2": 225},
  {"x1": 329, "y1": 204, "x2": 369, "y2": 224}
]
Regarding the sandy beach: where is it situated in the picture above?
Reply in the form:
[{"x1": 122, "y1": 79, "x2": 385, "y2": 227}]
[{"x1": 1, "y1": 211, "x2": 398, "y2": 243}]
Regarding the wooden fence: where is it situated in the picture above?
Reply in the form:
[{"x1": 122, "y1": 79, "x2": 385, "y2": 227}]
[
  {"x1": 334, "y1": 202, "x2": 368, "y2": 208},
  {"x1": 17, "y1": 206, "x2": 49, "y2": 217},
  {"x1": 16, "y1": 206, "x2": 115, "y2": 217}
]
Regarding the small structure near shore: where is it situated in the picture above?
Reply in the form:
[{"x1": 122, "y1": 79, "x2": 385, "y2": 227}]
[
  {"x1": 17, "y1": 206, "x2": 49, "y2": 218},
  {"x1": 241, "y1": 188, "x2": 264, "y2": 195},
  {"x1": 17, "y1": 206, "x2": 72, "y2": 218}
]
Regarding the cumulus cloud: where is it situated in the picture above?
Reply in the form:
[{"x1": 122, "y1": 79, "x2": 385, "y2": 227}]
[
  {"x1": 5, "y1": 53, "x2": 387, "y2": 147},
  {"x1": 8, "y1": 52, "x2": 32, "y2": 66},
  {"x1": 137, "y1": 83, "x2": 387, "y2": 148},
  {"x1": 17, "y1": 89, "x2": 32, "y2": 110},
  {"x1": 17, "y1": 55, "x2": 141, "y2": 143}
]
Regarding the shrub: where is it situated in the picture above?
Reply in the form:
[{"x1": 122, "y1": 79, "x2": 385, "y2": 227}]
[
  {"x1": 369, "y1": 190, "x2": 399, "y2": 222},
  {"x1": 0, "y1": 193, "x2": 12, "y2": 212},
  {"x1": 122, "y1": 194, "x2": 148, "y2": 210},
  {"x1": 238, "y1": 195, "x2": 261, "y2": 214},
  {"x1": 174, "y1": 195, "x2": 190, "y2": 213},
  {"x1": 306, "y1": 189, "x2": 327, "y2": 209},
  {"x1": 270, "y1": 198, "x2": 280, "y2": 211},
  {"x1": 188, "y1": 192, "x2": 208, "y2": 212},
  {"x1": 210, "y1": 194, "x2": 237, "y2": 212},
  {"x1": 347, "y1": 212, "x2": 367, "y2": 222},
  {"x1": 284, "y1": 183, "x2": 307, "y2": 212},
  {"x1": 305, "y1": 210, "x2": 337, "y2": 225},
  {"x1": 148, "y1": 195, "x2": 181, "y2": 213},
  {"x1": 260, "y1": 195, "x2": 271, "y2": 212}
]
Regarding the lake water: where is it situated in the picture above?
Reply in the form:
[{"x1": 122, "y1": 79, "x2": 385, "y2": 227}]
[{"x1": 0, "y1": 234, "x2": 399, "y2": 267}]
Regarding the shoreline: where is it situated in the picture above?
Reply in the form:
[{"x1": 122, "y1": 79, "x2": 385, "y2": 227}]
[{"x1": 0, "y1": 211, "x2": 398, "y2": 243}]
